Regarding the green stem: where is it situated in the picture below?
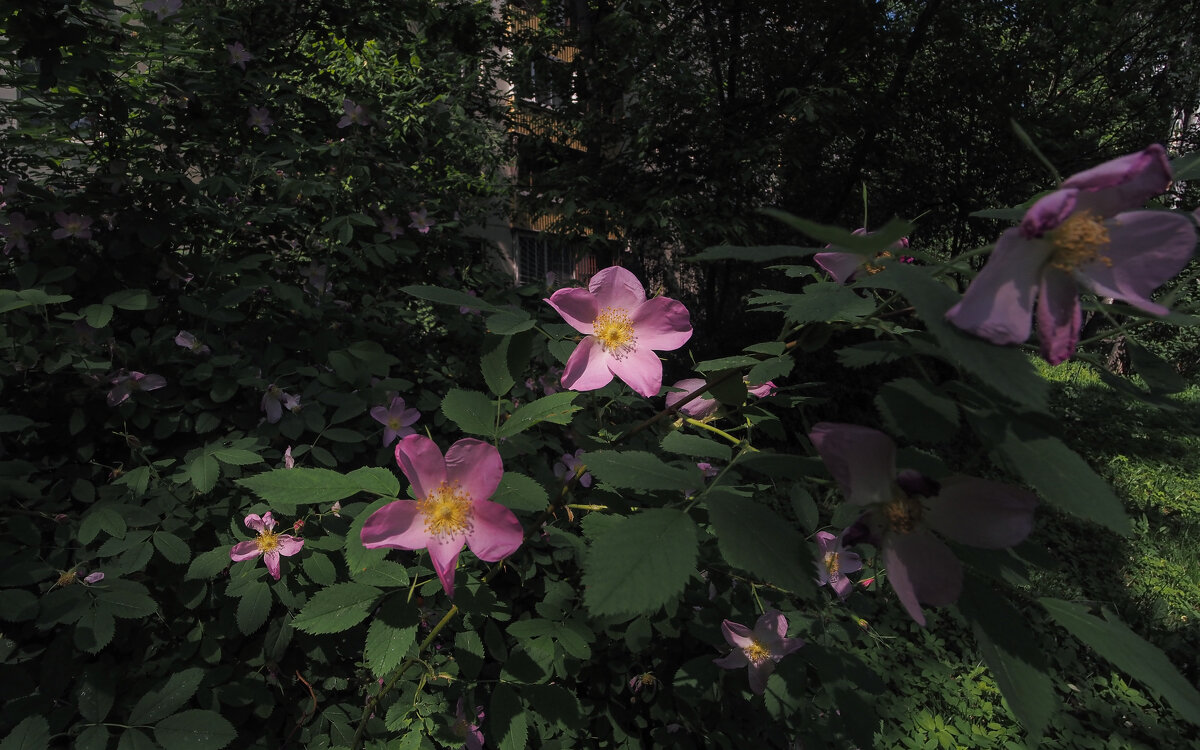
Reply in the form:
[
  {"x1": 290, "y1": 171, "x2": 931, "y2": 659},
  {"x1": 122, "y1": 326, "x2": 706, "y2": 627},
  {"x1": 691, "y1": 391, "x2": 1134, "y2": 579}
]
[{"x1": 683, "y1": 418, "x2": 757, "y2": 452}]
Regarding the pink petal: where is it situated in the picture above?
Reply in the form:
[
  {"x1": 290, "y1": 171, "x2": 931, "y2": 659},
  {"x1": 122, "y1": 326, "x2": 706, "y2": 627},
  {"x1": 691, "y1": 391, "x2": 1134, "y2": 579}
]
[
  {"x1": 230, "y1": 541, "x2": 262, "y2": 561},
  {"x1": 607, "y1": 344, "x2": 664, "y2": 398},
  {"x1": 721, "y1": 619, "x2": 753, "y2": 649},
  {"x1": 924, "y1": 476, "x2": 1036, "y2": 548},
  {"x1": 263, "y1": 551, "x2": 282, "y2": 579},
  {"x1": 1076, "y1": 211, "x2": 1196, "y2": 316},
  {"x1": 774, "y1": 635, "x2": 804, "y2": 659},
  {"x1": 276, "y1": 535, "x2": 305, "y2": 557},
  {"x1": 360, "y1": 500, "x2": 430, "y2": 550},
  {"x1": 830, "y1": 575, "x2": 854, "y2": 600},
  {"x1": 589, "y1": 266, "x2": 646, "y2": 310},
  {"x1": 370, "y1": 406, "x2": 389, "y2": 425},
  {"x1": 747, "y1": 660, "x2": 775, "y2": 695},
  {"x1": 665, "y1": 379, "x2": 717, "y2": 418},
  {"x1": 445, "y1": 439, "x2": 504, "y2": 503},
  {"x1": 714, "y1": 650, "x2": 749, "y2": 669},
  {"x1": 839, "y1": 551, "x2": 863, "y2": 576},
  {"x1": 263, "y1": 396, "x2": 282, "y2": 423},
  {"x1": 394, "y1": 435, "x2": 448, "y2": 500},
  {"x1": 138, "y1": 374, "x2": 166, "y2": 391},
  {"x1": 754, "y1": 611, "x2": 789, "y2": 645},
  {"x1": 260, "y1": 512, "x2": 277, "y2": 531},
  {"x1": 945, "y1": 229, "x2": 1051, "y2": 345},
  {"x1": 883, "y1": 532, "x2": 964, "y2": 627},
  {"x1": 815, "y1": 530, "x2": 837, "y2": 554},
  {"x1": 1036, "y1": 267, "x2": 1081, "y2": 365},
  {"x1": 1020, "y1": 189, "x2": 1078, "y2": 237},
  {"x1": 561, "y1": 337, "x2": 615, "y2": 392},
  {"x1": 464, "y1": 500, "x2": 524, "y2": 561},
  {"x1": 1064, "y1": 144, "x2": 1172, "y2": 219},
  {"x1": 808, "y1": 423, "x2": 896, "y2": 507},
  {"x1": 814, "y1": 251, "x2": 865, "y2": 284},
  {"x1": 631, "y1": 296, "x2": 692, "y2": 351},
  {"x1": 245, "y1": 514, "x2": 269, "y2": 533},
  {"x1": 427, "y1": 537, "x2": 465, "y2": 598},
  {"x1": 545, "y1": 287, "x2": 597, "y2": 335}
]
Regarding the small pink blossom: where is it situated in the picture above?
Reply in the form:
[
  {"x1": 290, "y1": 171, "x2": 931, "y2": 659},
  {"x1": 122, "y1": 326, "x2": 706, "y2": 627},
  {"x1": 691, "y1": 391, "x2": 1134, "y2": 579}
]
[
  {"x1": 666, "y1": 378, "x2": 717, "y2": 418},
  {"x1": 282, "y1": 393, "x2": 301, "y2": 414},
  {"x1": 337, "y1": 99, "x2": 369, "y2": 128},
  {"x1": 107, "y1": 371, "x2": 166, "y2": 406},
  {"x1": 814, "y1": 530, "x2": 862, "y2": 600},
  {"x1": 227, "y1": 42, "x2": 253, "y2": 69},
  {"x1": 174, "y1": 330, "x2": 211, "y2": 355},
  {"x1": 697, "y1": 462, "x2": 719, "y2": 478},
  {"x1": 283, "y1": 446, "x2": 295, "y2": 469},
  {"x1": 553, "y1": 449, "x2": 592, "y2": 488},
  {"x1": 745, "y1": 379, "x2": 777, "y2": 398},
  {"x1": 82, "y1": 571, "x2": 105, "y2": 584},
  {"x1": 713, "y1": 610, "x2": 804, "y2": 695},
  {"x1": 946, "y1": 144, "x2": 1196, "y2": 364},
  {"x1": 330, "y1": 501, "x2": 341, "y2": 517},
  {"x1": 247, "y1": 106, "x2": 273, "y2": 134},
  {"x1": 453, "y1": 699, "x2": 485, "y2": 750},
  {"x1": 379, "y1": 214, "x2": 402, "y2": 239},
  {"x1": 1, "y1": 212, "x2": 35, "y2": 254},
  {"x1": 230, "y1": 512, "x2": 304, "y2": 580},
  {"x1": 51, "y1": 212, "x2": 93, "y2": 240},
  {"x1": 261, "y1": 384, "x2": 293, "y2": 423},
  {"x1": 370, "y1": 396, "x2": 421, "y2": 446},
  {"x1": 815, "y1": 228, "x2": 910, "y2": 284},
  {"x1": 545, "y1": 266, "x2": 693, "y2": 398},
  {"x1": 361, "y1": 435, "x2": 523, "y2": 598},
  {"x1": 409, "y1": 207, "x2": 434, "y2": 234}
]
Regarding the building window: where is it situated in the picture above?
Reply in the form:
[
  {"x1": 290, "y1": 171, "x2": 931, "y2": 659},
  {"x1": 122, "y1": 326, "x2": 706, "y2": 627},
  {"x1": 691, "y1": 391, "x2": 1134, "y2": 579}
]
[{"x1": 516, "y1": 230, "x2": 600, "y2": 284}]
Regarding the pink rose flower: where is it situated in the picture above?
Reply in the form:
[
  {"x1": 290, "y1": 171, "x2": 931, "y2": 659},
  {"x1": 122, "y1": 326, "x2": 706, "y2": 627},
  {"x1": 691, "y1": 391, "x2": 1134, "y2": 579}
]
[
  {"x1": 107, "y1": 371, "x2": 166, "y2": 406},
  {"x1": 814, "y1": 530, "x2": 862, "y2": 600},
  {"x1": 337, "y1": 99, "x2": 369, "y2": 128},
  {"x1": 227, "y1": 42, "x2": 253, "y2": 69},
  {"x1": 815, "y1": 228, "x2": 910, "y2": 284},
  {"x1": 370, "y1": 396, "x2": 421, "y2": 446},
  {"x1": 946, "y1": 144, "x2": 1196, "y2": 364},
  {"x1": 51, "y1": 212, "x2": 93, "y2": 240},
  {"x1": 409, "y1": 207, "x2": 434, "y2": 234},
  {"x1": 361, "y1": 435, "x2": 524, "y2": 598},
  {"x1": 713, "y1": 610, "x2": 804, "y2": 695},
  {"x1": 545, "y1": 266, "x2": 693, "y2": 398},
  {"x1": 665, "y1": 378, "x2": 717, "y2": 418},
  {"x1": 230, "y1": 512, "x2": 304, "y2": 580},
  {"x1": 247, "y1": 106, "x2": 273, "y2": 134},
  {"x1": 1, "y1": 212, "x2": 35, "y2": 254}
]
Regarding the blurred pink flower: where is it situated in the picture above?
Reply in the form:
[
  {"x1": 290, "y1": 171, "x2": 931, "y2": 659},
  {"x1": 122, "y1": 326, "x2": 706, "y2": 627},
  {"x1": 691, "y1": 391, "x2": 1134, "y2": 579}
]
[
  {"x1": 814, "y1": 530, "x2": 862, "y2": 600},
  {"x1": 458, "y1": 289, "x2": 480, "y2": 315},
  {"x1": 337, "y1": 99, "x2": 369, "y2": 128},
  {"x1": 261, "y1": 384, "x2": 288, "y2": 423},
  {"x1": 553, "y1": 449, "x2": 592, "y2": 488},
  {"x1": 409, "y1": 207, "x2": 434, "y2": 234},
  {"x1": 946, "y1": 144, "x2": 1196, "y2": 364},
  {"x1": 361, "y1": 435, "x2": 523, "y2": 597},
  {"x1": 713, "y1": 610, "x2": 804, "y2": 695},
  {"x1": 697, "y1": 462, "x2": 720, "y2": 478},
  {"x1": 174, "y1": 330, "x2": 211, "y2": 355},
  {"x1": 51, "y1": 212, "x2": 93, "y2": 240},
  {"x1": 107, "y1": 371, "x2": 166, "y2": 406},
  {"x1": 815, "y1": 228, "x2": 910, "y2": 284},
  {"x1": 546, "y1": 266, "x2": 693, "y2": 398},
  {"x1": 247, "y1": 106, "x2": 273, "y2": 134},
  {"x1": 1, "y1": 212, "x2": 35, "y2": 254},
  {"x1": 227, "y1": 42, "x2": 253, "y2": 69},
  {"x1": 745, "y1": 379, "x2": 777, "y2": 398},
  {"x1": 370, "y1": 396, "x2": 421, "y2": 446},
  {"x1": 230, "y1": 512, "x2": 304, "y2": 580},
  {"x1": 379, "y1": 214, "x2": 402, "y2": 239},
  {"x1": 453, "y1": 699, "x2": 485, "y2": 750},
  {"x1": 666, "y1": 378, "x2": 717, "y2": 418}
]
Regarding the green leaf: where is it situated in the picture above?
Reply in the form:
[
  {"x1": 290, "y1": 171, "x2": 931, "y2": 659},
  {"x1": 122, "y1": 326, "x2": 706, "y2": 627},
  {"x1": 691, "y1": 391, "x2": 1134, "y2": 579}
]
[
  {"x1": 116, "y1": 729, "x2": 157, "y2": 750},
  {"x1": 583, "y1": 509, "x2": 699, "y2": 616},
  {"x1": 401, "y1": 284, "x2": 498, "y2": 312},
  {"x1": 1171, "y1": 151, "x2": 1200, "y2": 181},
  {"x1": 486, "y1": 309, "x2": 535, "y2": 335},
  {"x1": 74, "y1": 605, "x2": 116, "y2": 653},
  {"x1": 365, "y1": 597, "x2": 419, "y2": 677},
  {"x1": 519, "y1": 684, "x2": 584, "y2": 731},
  {"x1": 692, "y1": 355, "x2": 761, "y2": 372},
  {"x1": 345, "y1": 499, "x2": 390, "y2": 574},
  {"x1": 481, "y1": 334, "x2": 517, "y2": 396},
  {"x1": 95, "y1": 579, "x2": 157, "y2": 619},
  {"x1": 1126, "y1": 341, "x2": 1187, "y2": 395},
  {"x1": 75, "y1": 726, "x2": 109, "y2": 750},
  {"x1": 836, "y1": 341, "x2": 908, "y2": 368},
  {"x1": 188, "y1": 455, "x2": 220, "y2": 494},
  {"x1": 759, "y1": 210, "x2": 913, "y2": 252},
  {"x1": 440, "y1": 389, "x2": 496, "y2": 438},
  {"x1": 128, "y1": 668, "x2": 205, "y2": 724},
  {"x1": 492, "y1": 472, "x2": 548, "y2": 512},
  {"x1": 83, "y1": 303, "x2": 114, "y2": 328},
  {"x1": 303, "y1": 552, "x2": 337, "y2": 586},
  {"x1": 497, "y1": 392, "x2": 581, "y2": 438},
  {"x1": 585, "y1": 450, "x2": 698, "y2": 491},
  {"x1": 875, "y1": 377, "x2": 960, "y2": 443},
  {"x1": 994, "y1": 422, "x2": 1129, "y2": 535},
  {"x1": 103, "y1": 288, "x2": 157, "y2": 311},
  {"x1": 689, "y1": 244, "x2": 817, "y2": 262},
  {"x1": 236, "y1": 468, "x2": 380, "y2": 512},
  {"x1": 746, "y1": 355, "x2": 793, "y2": 387},
  {"x1": 236, "y1": 581, "x2": 273, "y2": 635},
  {"x1": 78, "y1": 666, "x2": 116, "y2": 722},
  {"x1": 766, "y1": 284, "x2": 875, "y2": 324},
  {"x1": 352, "y1": 560, "x2": 411, "y2": 588},
  {"x1": 153, "y1": 710, "x2": 236, "y2": 750},
  {"x1": 291, "y1": 582, "x2": 382, "y2": 635},
  {"x1": 0, "y1": 715, "x2": 49, "y2": 750},
  {"x1": 152, "y1": 531, "x2": 190, "y2": 564},
  {"x1": 707, "y1": 491, "x2": 815, "y2": 597},
  {"x1": 488, "y1": 683, "x2": 528, "y2": 750},
  {"x1": 1041, "y1": 597, "x2": 1200, "y2": 725},
  {"x1": 211, "y1": 448, "x2": 263, "y2": 466},
  {"x1": 78, "y1": 506, "x2": 126, "y2": 545},
  {"x1": 345, "y1": 467, "x2": 400, "y2": 498},
  {"x1": 185, "y1": 547, "x2": 231, "y2": 580},
  {"x1": 661, "y1": 431, "x2": 731, "y2": 461}
]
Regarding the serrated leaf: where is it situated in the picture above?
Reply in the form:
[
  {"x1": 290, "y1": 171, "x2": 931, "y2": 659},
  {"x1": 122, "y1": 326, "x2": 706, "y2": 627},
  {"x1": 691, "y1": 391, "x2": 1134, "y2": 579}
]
[
  {"x1": 747, "y1": 355, "x2": 793, "y2": 387},
  {"x1": 103, "y1": 288, "x2": 156, "y2": 311},
  {"x1": 189, "y1": 455, "x2": 220, "y2": 494},
  {"x1": 303, "y1": 552, "x2": 337, "y2": 586},
  {"x1": 481, "y1": 334, "x2": 516, "y2": 397},
  {"x1": 345, "y1": 499, "x2": 390, "y2": 573},
  {"x1": 185, "y1": 547, "x2": 231, "y2": 580},
  {"x1": 292, "y1": 582, "x2": 381, "y2": 634},
  {"x1": 116, "y1": 729, "x2": 157, "y2": 750},
  {"x1": 1171, "y1": 151, "x2": 1200, "y2": 181},
  {"x1": 401, "y1": 284, "x2": 499, "y2": 312},
  {"x1": 492, "y1": 472, "x2": 548, "y2": 512},
  {"x1": 1042, "y1": 598, "x2": 1200, "y2": 725},
  {"x1": 153, "y1": 710, "x2": 236, "y2": 750},
  {"x1": 236, "y1": 581, "x2": 272, "y2": 635},
  {"x1": 78, "y1": 666, "x2": 116, "y2": 722},
  {"x1": 994, "y1": 423, "x2": 1129, "y2": 535},
  {"x1": 152, "y1": 531, "x2": 190, "y2": 564},
  {"x1": 84, "y1": 303, "x2": 114, "y2": 328},
  {"x1": 689, "y1": 244, "x2": 817, "y2": 262},
  {"x1": 75, "y1": 726, "x2": 109, "y2": 750},
  {"x1": 211, "y1": 448, "x2": 263, "y2": 466},
  {"x1": 497, "y1": 392, "x2": 581, "y2": 438},
  {"x1": 486, "y1": 309, "x2": 535, "y2": 335},
  {"x1": 1126, "y1": 341, "x2": 1187, "y2": 395},
  {"x1": 94, "y1": 579, "x2": 157, "y2": 619},
  {"x1": 585, "y1": 450, "x2": 698, "y2": 491},
  {"x1": 583, "y1": 509, "x2": 698, "y2": 616},
  {"x1": 489, "y1": 684, "x2": 528, "y2": 750},
  {"x1": 78, "y1": 506, "x2": 126, "y2": 545},
  {"x1": 345, "y1": 466, "x2": 400, "y2": 498},
  {"x1": 519, "y1": 684, "x2": 584, "y2": 730},
  {"x1": 875, "y1": 377, "x2": 959, "y2": 443},
  {"x1": 74, "y1": 605, "x2": 116, "y2": 653},
  {"x1": 707, "y1": 491, "x2": 815, "y2": 597},
  {"x1": 760, "y1": 210, "x2": 913, "y2": 251},
  {"x1": 441, "y1": 389, "x2": 496, "y2": 437},
  {"x1": 353, "y1": 560, "x2": 410, "y2": 588},
  {"x1": 692, "y1": 355, "x2": 761, "y2": 372},
  {"x1": 836, "y1": 341, "x2": 908, "y2": 367},
  {"x1": 128, "y1": 668, "x2": 205, "y2": 725},
  {"x1": 0, "y1": 716, "x2": 49, "y2": 750},
  {"x1": 365, "y1": 597, "x2": 419, "y2": 677},
  {"x1": 661, "y1": 431, "x2": 731, "y2": 460},
  {"x1": 236, "y1": 468, "x2": 377, "y2": 512}
]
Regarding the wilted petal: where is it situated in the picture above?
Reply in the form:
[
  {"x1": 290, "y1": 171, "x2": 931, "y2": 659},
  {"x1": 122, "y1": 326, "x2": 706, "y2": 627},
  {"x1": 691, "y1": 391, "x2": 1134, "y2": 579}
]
[
  {"x1": 924, "y1": 476, "x2": 1036, "y2": 548},
  {"x1": 808, "y1": 423, "x2": 896, "y2": 506},
  {"x1": 561, "y1": 337, "x2": 615, "y2": 392},
  {"x1": 230, "y1": 540, "x2": 262, "y2": 561},
  {"x1": 884, "y1": 531, "x2": 964, "y2": 627},
  {"x1": 1076, "y1": 211, "x2": 1196, "y2": 316},
  {"x1": 814, "y1": 251, "x2": 865, "y2": 284},
  {"x1": 361, "y1": 500, "x2": 430, "y2": 550},
  {"x1": 1036, "y1": 267, "x2": 1081, "y2": 365},
  {"x1": 464, "y1": 500, "x2": 524, "y2": 561},
  {"x1": 427, "y1": 537, "x2": 464, "y2": 598},
  {"x1": 945, "y1": 229, "x2": 1050, "y2": 345},
  {"x1": 394, "y1": 435, "x2": 448, "y2": 500},
  {"x1": 631, "y1": 296, "x2": 692, "y2": 350},
  {"x1": 607, "y1": 344, "x2": 665, "y2": 398},
  {"x1": 1065, "y1": 144, "x2": 1173, "y2": 219},
  {"x1": 545, "y1": 287, "x2": 597, "y2": 334},
  {"x1": 1020, "y1": 189, "x2": 1078, "y2": 237},
  {"x1": 589, "y1": 266, "x2": 645, "y2": 310}
]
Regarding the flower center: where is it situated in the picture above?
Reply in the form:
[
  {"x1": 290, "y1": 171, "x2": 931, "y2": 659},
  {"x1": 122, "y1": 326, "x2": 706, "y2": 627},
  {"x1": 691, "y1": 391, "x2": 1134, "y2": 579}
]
[
  {"x1": 883, "y1": 489, "x2": 924, "y2": 535},
  {"x1": 862, "y1": 250, "x2": 893, "y2": 275},
  {"x1": 256, "y1": 530, "x2": 281, "y2": 553},
  {"x1": 744, "y1": 638, "x2": 771, "y2": 665},
  {"x1": 592, "y1": 306, "x2": 637, "y2": 358},
  {"x1": 823, "y1": 550, "x2": 840, "y2": 577},
  {"x1": 56, "y1": 570, "x2": 78, "y2": 587},
  {"x1": 416, "y1": 481, "x2": 474, "y2": 538},
  {"x1": 388, "y1": 417, "x2": 402, "y2": 430},
  {"x1": 1049, "y1": 211, "x2": 1112, "y2": 271}
]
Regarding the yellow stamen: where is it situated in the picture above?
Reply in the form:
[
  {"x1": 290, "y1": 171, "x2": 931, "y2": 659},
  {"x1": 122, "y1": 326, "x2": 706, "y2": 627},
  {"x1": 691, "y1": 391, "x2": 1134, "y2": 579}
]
[
  {"x1": 256, "y1": 530, "x2": 280, "y2": 554},
  {"x1": 416, "y1": 481, "x2": 474, "y2": 538},
  {"x1": 56, "y1": 570, "x2": 78, "y2": 587},
  {"x1": 388, "y1": 417, "x2": 401, "y2": 430},
  {"x1": 592, "y1": 307, "x2": 637, "y2": 359},
  {"x1": 883, "y1": 489, "x2": 923, "y2": 535},
  {"x1": 1049, "y1": 211, "x2": 1112, "y2": 271},
  {"x1": 744, "y1": 638, "x2": 771, "y2": 665},
  {"x1": 824, "y1": 551, "x2": 840, "y2": 577},
  {"x1": 862, "y1": 250, "x2": 893, "y2": 275}
]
